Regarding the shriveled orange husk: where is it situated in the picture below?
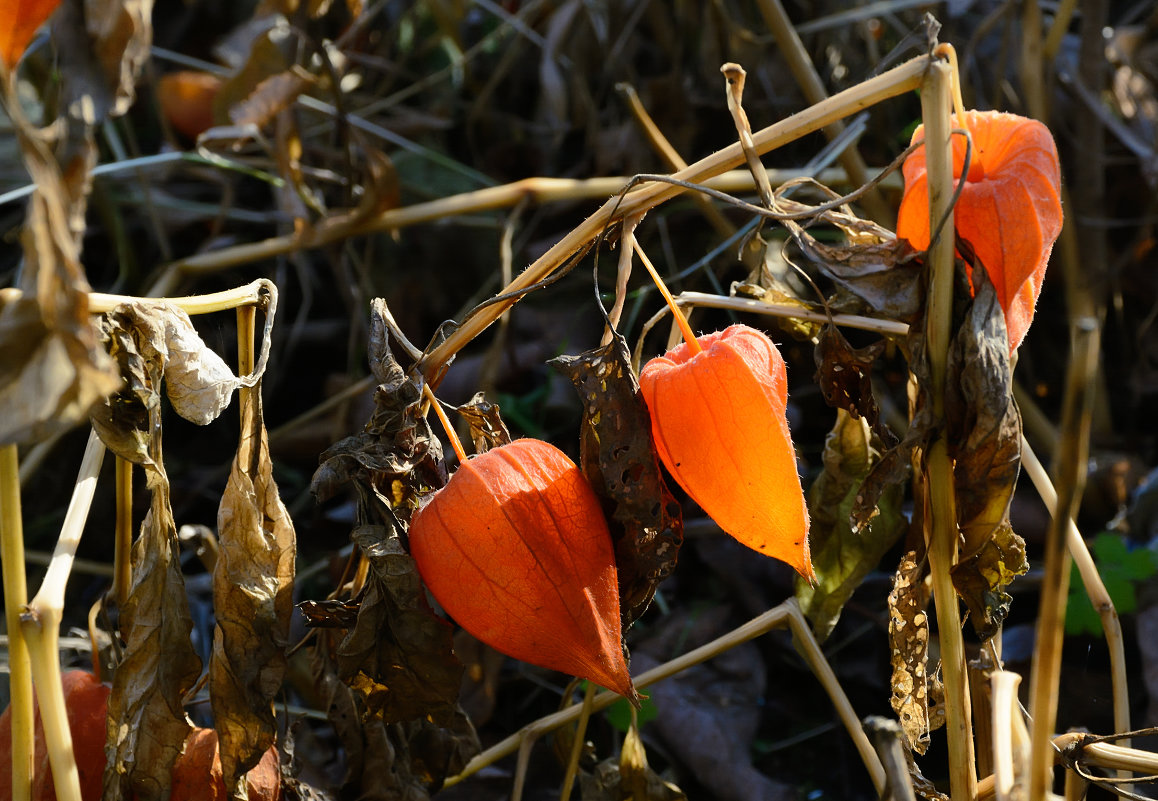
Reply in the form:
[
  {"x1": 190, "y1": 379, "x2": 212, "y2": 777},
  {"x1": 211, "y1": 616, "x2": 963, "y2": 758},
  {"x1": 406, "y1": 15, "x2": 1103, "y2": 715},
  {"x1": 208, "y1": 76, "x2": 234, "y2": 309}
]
[
  {"x1": 408, "y1": 439, "x2": 635, "y2": 700},
  {"x1": 639, "y1": 324, "x2": 813, "y2": 581},
  {"x1": 896, "y1": 109, "x2": 1063, "y2": 352}
]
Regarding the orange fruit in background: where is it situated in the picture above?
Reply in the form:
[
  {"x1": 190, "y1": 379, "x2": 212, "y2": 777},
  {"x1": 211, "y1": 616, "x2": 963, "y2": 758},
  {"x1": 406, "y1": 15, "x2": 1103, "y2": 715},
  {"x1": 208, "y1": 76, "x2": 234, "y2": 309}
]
[{"x1": 159, "y1": 71, "x2": 223, "y2": 141}]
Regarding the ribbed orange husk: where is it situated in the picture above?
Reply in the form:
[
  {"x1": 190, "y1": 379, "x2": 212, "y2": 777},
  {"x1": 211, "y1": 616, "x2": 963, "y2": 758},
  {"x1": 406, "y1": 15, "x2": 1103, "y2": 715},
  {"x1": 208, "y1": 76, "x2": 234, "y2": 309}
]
[
  {"x1": 409, "y1": 439, "x2": 635, "y2": 699},
  {"x1": 639, "y1": 325, "x2": 813, "y2": 581},
  {"x1": 896, "y1": 110, "x2": 1063, "y2": 352}
]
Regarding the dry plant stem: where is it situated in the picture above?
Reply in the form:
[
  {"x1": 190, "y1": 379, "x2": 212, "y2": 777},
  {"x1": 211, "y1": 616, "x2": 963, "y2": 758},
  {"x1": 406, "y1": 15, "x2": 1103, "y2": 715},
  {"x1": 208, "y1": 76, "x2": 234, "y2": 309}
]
[
  {"x1": 1, "y1": 443, "x2": 34, "y2": 801},
  {"x1": 20, "y1": 430, "x2": 107, "y2": 801},
  {"x1": 634, "y1": 241, "x2": 700, "y2": 353},
  {"x1": 919, "y1": 57, "x2": 978, "y2": 801},
  {"x1": 0, "y1": 277, "x2": 270, "y2": 315},
  {"x1": 602, "y1": 216, "x2": 640, "y2": 342},
  {"x1": 617, "y1": 84, "x2": 736, "y2": 238},
  {"x1": 113, "y1": 456, "x2": 132, "y2": 607},
  {"x1": 1020, "y1": 435, "x2": 1130, "y2": 748},
  {"x1": 1020, "y1": 0, "x2": 1047, "y2": 121},
  {"x1": 863, "y1": 717, "x2": 916, "y2": 801},
  {"x1": 238, "y1": 304, "x2": 257, "y2": 414},
  {"x1": 720, "y1": 63, "x2": 776, "y2": 208},
  {"x1": 1063, "y1": 769, "x2": 1086, "y2": 801},
  {"x1": 1028, "y1": 319, "x2": 1101, "y2": 801},
  {"x1": 151, "y1": 167, "x2": 898, "y2": 298},
  {"x1": 1053, "y1": 734, "x2": 1158, "y2": 775},
  {"x1": 446, "y1": 599, "x2": 886, "y2": 793},
  {"x1": 991, "y1": 671, "x2": 1029, "y2": 801},
  {"x1": 754, "y1": 0, "x2": 892, "y2": 225},
  {"x1": 1023, "y1": 428, "x2": 1131, "y2": 796},
  {"x1": 1043, "y1": 0, "x2": 1080, "y2": 62},
  {"x1": 417, "y1": 56, "x2": 928, "y2": 381},
  {"x1": 672, "y1": 291, "x2": 910, "y2": 337},
  {"x1": 423, "y1": 385, "x2": 467, "y2": 464},
  {"x1": 558, "y1": 681, "x2": 596, "y2": 801}
]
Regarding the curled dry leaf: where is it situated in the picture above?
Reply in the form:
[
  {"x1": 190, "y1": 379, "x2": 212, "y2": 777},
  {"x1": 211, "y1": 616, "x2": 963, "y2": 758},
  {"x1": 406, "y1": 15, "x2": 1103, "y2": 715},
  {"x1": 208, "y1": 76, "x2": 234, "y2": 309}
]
[
  {"x1": 336, "y1": 522, "x2": 464, "y2": 725},
  {"x1": 888, "y1": 550, "x2": 944, "y2": 755},
  {"x1": 211, "y1": 373, "x2": 295, "y2": 791},
  {"x1": 309, "y1": 304, "x2": 466, "y2": 737},
  {"x1": 897, "y1": 110, "x2": 1063, "y2": 351},
  {"x1": 0, "y1": 0, "x2": 62, "y2": 68},
  {"x1": 796, "y1": 411, "x2": 905, "y2": 642},
  {"x1": 640, "y1": 324, "x2": 813, "y2": 581},
  {"x1": 550, "y1": 333, "x2": 683, "y2": 629},
  {"x1": 454, "y1": 391, "x2": 512, "y2": 453},
  {"x1": 945, "y1": 263, "x2": 1027, "y2": 639},
  {"x1": 106, "y1": 451, "x2": 202, "y2": 801},
  {"x1": 409, "y1": 439, "x2": 637, "y2": 701},
  {"x1": 813, "y1": 324, "x2": 891, "y2": 442}
]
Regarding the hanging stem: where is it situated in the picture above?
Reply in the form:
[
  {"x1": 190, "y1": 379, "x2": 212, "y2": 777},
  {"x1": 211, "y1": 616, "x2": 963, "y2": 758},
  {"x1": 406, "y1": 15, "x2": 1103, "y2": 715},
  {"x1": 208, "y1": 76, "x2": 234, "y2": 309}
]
[
  {"x1": 1, "y1": 443, "x2": 33, "y2": 801},
  {"x1": 634, "y1": 239, "x2": 701, "y2": 354},
  {"x1": 113, "y1": 457, "x2": 132, "y2": 608},
  {"x1": 423, "y1": 384, "x2": 468, "y2": 464},
  {"x1": 919, "y1": 56, "x2": 978, "y2": 801},
  {"x1": 558, "y1": 681, "x2": 596, "y2": 800}
]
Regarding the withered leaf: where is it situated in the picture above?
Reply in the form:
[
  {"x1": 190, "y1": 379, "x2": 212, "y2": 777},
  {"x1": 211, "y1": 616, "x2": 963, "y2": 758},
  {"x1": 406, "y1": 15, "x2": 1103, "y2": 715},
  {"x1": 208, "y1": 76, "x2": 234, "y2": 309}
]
[
  {"x1": 104, "y1": 337, "x2": 200, "y2": 801},
  {"x1": 943, "y1": 261, "x2": 1026, "y2": 639},
  {"x1": 947, "y1": 262, "x2": 1025, "y2": 532},
  {"x1": 550, "y1": 332, "x2": 683, "y2": 628},
  {"x1": 316, "y1": 646, "x2": 478, "y2": 801},
  {"x1": 336, "y1": 519, "x2": 463, "y2": 725},
  {"x1": 0, "y1": 89, "x2": 120, "y2": 446},
  {"x1": 455, "y1": 391, "x2": 512, "y2": 454},
  {"x1": 229, "y1": 68, "x2": 314, "y2": 129},
  {"x1": 796, "y1": 411, "x2": 905, "y2": 641},
  {"x1": 52, "y1": 0, "x2": 152, "y2": 120},
  {"x1": 90, "y1": 310, "x2": 154, "y2": 463},
  {"x1": 813, "y1": 324, "x2": 891, "y2": 441},
  {"x1": 298, "y1": 599, "x2": 360, "y2": 628},
  {"x1": 950, "y1": 521, "x2": 1027, "y2": 642},
  {"x1": 580, "y1": 724, "x2": 686, "y2": 801},
  {"x1": 211, "y1": 376, "x2": 296, "y2": 794},
  {"x1": 888, "y1": 550, "x2": 944, "y2": 755}
]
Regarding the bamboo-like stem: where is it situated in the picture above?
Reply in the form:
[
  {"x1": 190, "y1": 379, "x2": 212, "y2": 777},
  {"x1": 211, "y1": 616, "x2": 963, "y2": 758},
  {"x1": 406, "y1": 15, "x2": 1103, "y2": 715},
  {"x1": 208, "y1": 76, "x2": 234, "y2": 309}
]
[
  {"x1": 1043, "y1": 0, "x2": 1080, "y2": 63},
  {"x1": 669, "y1": 291, "x2": 911, "y2": 337},
  {"x1": 445, "y1": 600, "x2": 885, "y2": 792},
  {"x1": 21, "y1": 430, "x2": 107, "y2": 801},
  {"x1": 754, "y1": 0, "x2": 892, "y2": 225},
  {"x1": 1054, "y1": 735, "x2": 1158, "y2": 775},
  {"x1": 1025, "y1": 324, "x2": 1103, "y2": 801},
  {"x1": 558, "y1": 681, "x2": 596, "y2": 801},
  {"x1": 1, "y1": 443, "x2": 33, "y2": 801},
  {"x1": 418, "y1": 56, "x2": 928, "y2": 381},
  {"x1": 991, "y1": 671, "x2": 1029, "y2": 801},
  {"x1": 146, "y1": 167, "x2": 898, "y2": 298},
  {"x1": 113, "y1": 457, "x2": 132, "y2": 608},
  {"x1": 1020, "y1": 436, "x2": 1130, "y2": 752},
  {"x1": 237, "y1": 304, "x2": 257, "y2": 418},
  {"x1": 919, "y1": 57, "x2": 978, "y2": 801},
  {"x1": 1, "y1": 277, "x2": 268, "y2": 315}
]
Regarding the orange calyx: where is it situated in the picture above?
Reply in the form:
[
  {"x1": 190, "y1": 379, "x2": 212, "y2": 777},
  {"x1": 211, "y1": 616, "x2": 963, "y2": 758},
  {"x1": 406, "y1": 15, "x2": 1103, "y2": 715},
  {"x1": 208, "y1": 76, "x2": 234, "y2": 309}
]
[
  {"x1": 408, "y1": 439, "x2": 636, "y2": 701},
  {"x1": 896, "y1": 109, "x2": 1063, "y2": 352},
  {"x1": 639, "y1": 324, "x2": 813, "y2": 582}
]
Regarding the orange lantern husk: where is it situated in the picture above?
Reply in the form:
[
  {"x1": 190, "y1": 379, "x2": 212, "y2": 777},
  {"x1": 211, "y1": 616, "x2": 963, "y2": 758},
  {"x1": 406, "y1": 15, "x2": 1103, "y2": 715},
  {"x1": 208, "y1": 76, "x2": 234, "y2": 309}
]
[
  {"x1": 639, "y1": 324, "x2": 814, "y2": 582},
  {"x1": 408, "y1": 439, "x2": 636, "y2": 701},
  {"x1": 896, "y1": 109, "x2": 1063, "y2": 352}
]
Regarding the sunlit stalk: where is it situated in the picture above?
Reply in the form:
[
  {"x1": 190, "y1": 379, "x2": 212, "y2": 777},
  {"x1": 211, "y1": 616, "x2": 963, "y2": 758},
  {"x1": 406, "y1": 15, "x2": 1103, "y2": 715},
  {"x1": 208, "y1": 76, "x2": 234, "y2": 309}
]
[
  {"x1": 920, "y1": 57, "x2": 978, "y2": 801},
  {"x1": 1, "y1": 443, "x2": 33, "y2": 801}
]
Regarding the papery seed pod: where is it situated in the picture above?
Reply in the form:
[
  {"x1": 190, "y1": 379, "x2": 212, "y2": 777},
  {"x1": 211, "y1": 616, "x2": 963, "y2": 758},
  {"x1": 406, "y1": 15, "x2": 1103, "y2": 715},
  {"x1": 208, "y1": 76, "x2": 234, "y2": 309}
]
[
  {"x1": 640, "y1": 324, "x2": 813, "y2": 581},
  {"x1": 896, "y1": 109, "x2": 1063, "y2": 352},
  {"x1": 408, "y1": 439, "x2": 636, "y2": 700}
]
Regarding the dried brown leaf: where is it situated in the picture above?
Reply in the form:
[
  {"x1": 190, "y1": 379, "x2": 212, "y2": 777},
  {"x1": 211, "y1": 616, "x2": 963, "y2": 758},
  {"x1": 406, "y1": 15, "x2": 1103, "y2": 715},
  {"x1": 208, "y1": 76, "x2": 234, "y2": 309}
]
[
  {"x1": 796, "y1": 411, "x2": 905, "y2": 641},
  {"x1": 52, "y1": 0, "x2": 151, "y2": 119},
  {"x1": 454, "y1": 392, "x2": 512, "y2": 453},
  {"x1": 813, "y1": 324, "x2": 890, "y2": 440},
  {"x1": 550, "y1": 333, "x2": 683, "y2": 629},
  {"x1": 0, "y1": 88, "x2": 119, "y2": 445},
  {"x1": 211, "y1": 378, "x2": 296, "y2": 794},
  {"x1": 104, "y1": 335, "x2": 200, "y2": 801},
  {"x1": 229, "y1": 68, "x2": 314, "y2": 129},
  {"x1": 336, "y1": 520, "x2": 463, "y2": 725},
  {"x1": 888, "y1": 550, "x2": 944, "y2": 755},
  {"x1": 946, "y1": 262, "x2": 1027, "y2": 639}
]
